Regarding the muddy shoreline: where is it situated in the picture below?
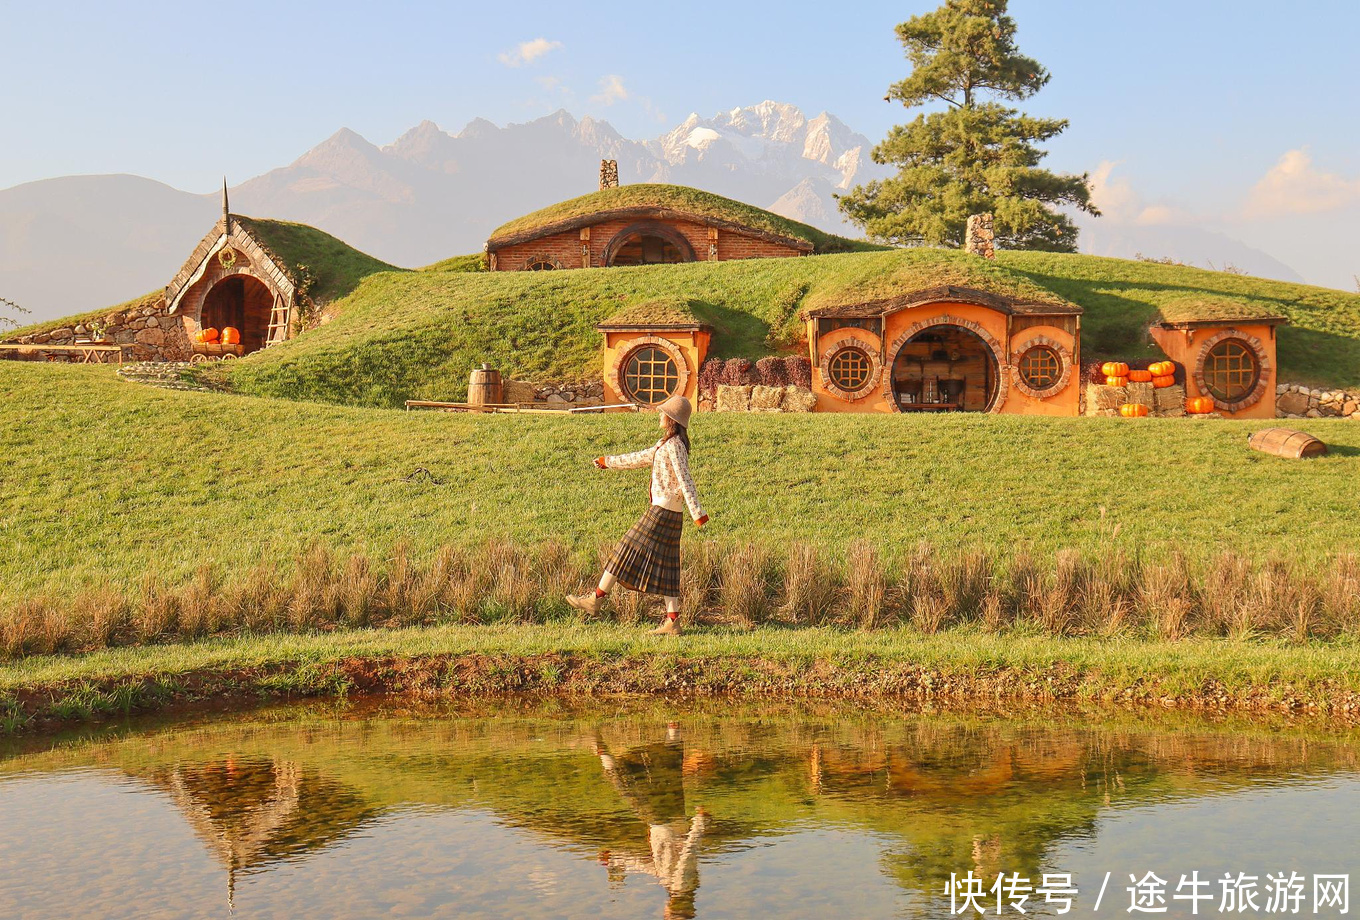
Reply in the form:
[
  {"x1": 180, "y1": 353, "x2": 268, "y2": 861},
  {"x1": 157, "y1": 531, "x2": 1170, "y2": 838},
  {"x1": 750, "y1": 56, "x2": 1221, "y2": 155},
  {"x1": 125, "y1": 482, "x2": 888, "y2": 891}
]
[{"x1": 6, "y1": 651, "x2": 1360, "y2": 736}]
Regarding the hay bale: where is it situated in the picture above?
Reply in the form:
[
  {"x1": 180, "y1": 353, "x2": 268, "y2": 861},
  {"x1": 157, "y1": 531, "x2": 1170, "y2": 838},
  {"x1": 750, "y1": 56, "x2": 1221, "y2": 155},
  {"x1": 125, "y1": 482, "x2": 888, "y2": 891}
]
[
  {"x1": 780, "y1": 385, "x2": 818, "y2": 413},
  {"x1": 749, "y1": 385, "x2": 785, "y2": 412},
  {"x1": 502, "y1": 379, "x2": 536, "y2": 403},
  {"x1": 1126, "y1": 381, "x2": 1154, "y2": 407},
  {"x1": 1088, "y1": 383, "x2": 1126, "y2": 411},
  {"x1": 715, "y1": 384, "x2": 753, "y2": 412},
  {"x1": 1153, "y1": 384, "x2": 1185, "y2": 411}
]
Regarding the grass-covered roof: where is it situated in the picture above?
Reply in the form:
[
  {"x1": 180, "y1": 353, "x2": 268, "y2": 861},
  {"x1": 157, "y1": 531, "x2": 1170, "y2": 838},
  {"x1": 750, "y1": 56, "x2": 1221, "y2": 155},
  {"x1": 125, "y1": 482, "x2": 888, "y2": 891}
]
[
  {"x1": 233, "y1": 215, "x2": 402, "y2": 304},
  {"x1": 486, "y1": 184, "x2": 880, "y2": 254},
  {"x1": 598, "y1": 296, "x2": 707, "y2": 328},
  {"x1": 801, "y1": 250, "x2": 1079, "y2": 317},
  {"x1": 1154, "y1": 295, "x2": 1289, "y2": 326}
]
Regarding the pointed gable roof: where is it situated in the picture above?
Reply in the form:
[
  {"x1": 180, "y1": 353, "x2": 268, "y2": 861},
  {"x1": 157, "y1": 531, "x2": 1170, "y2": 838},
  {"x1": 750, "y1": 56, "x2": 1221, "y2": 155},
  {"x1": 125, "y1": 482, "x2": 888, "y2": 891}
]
[{"x1": 165, "y1": 214, "x2": 298, "y2": 313}]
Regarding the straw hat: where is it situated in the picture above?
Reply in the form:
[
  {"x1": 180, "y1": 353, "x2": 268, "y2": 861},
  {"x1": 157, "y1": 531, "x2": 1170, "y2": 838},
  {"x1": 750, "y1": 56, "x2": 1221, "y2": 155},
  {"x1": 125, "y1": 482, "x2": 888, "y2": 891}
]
[{"x1": 657, "y1": 394, "x2": 692, "y2": 428}]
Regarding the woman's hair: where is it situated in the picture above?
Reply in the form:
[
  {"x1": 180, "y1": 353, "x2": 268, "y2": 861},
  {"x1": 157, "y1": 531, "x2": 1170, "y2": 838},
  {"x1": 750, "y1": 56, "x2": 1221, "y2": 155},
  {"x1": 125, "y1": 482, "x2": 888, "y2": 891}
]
[{"x1": 662, "y1": 413, "x2": 691, "y2": 452}]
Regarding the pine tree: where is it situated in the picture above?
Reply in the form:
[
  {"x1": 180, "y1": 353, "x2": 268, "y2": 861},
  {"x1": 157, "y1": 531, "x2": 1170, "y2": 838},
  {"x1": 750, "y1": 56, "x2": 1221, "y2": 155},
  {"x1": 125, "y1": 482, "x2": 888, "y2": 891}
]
[{"x1": 839, "y1": 0, "x2": 1098, "y2": 252}]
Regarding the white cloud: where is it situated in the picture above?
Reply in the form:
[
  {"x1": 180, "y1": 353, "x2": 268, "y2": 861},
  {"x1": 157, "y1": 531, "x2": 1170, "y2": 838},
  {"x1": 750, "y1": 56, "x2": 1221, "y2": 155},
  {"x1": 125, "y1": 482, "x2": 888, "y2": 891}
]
[
  {"x1": 590, "y1": 74, "x2": 629, "y2": 105},
  {"x1": 498, "y1": 38, "x2": 563, "y2": 67},
  {"x1": 1243, "y1": 148, "x2": 1360, "y2": 218},
  {"x1": 1088, "y1": 160, "x2": 1192, "y2": 226},
  {"x1": 588, "y1": 75, "x2": 666, "y2": 121}
]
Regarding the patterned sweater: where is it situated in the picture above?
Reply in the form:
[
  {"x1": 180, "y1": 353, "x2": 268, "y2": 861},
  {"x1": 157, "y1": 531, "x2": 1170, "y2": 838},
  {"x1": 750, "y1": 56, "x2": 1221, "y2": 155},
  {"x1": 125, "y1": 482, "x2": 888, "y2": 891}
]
[{"x1": 602, "y1": 436, "x2": 707, "y2": 522}]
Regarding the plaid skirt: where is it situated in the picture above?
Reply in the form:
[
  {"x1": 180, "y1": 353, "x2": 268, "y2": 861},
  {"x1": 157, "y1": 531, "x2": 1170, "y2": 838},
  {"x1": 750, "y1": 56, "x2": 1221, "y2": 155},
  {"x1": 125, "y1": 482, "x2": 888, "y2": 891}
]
[{"x1": 605, "y1": 504, "x2": 683, "y2": 596}]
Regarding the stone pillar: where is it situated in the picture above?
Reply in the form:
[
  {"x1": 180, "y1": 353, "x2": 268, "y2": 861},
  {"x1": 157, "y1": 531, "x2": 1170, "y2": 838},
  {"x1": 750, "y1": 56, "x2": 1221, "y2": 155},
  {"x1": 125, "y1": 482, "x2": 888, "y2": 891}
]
[
  {"x1": 599, "y1": 159, "x2": 619, "y2": 190},
  {"x1": 965, "y1": 213, "x2": 995, "y2": 259}
]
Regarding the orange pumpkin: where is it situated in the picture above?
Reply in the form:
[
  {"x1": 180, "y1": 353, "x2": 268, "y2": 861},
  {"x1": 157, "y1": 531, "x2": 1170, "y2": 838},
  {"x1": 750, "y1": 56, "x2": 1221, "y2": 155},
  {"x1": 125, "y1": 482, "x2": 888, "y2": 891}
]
[
  {"x1": 197, "y1": 327, "x2": 219, "y2": 343},
  {"x1": 1186, "y1": 396, "x2": 1215, "y2": 414},
  {"x1": 1101, "y1": 361, "x2": 1130, "y2": 378},
  {"x1": 220, "y1": 326, "x2": 241, "y2": 345},
  {"x1": 1128, "y1": 369, "x2": 1153, "y2": 383},
  {"x1": 1151, "y1": 374, "x2": 1175, "y2": 389},
  {"x1": 1105, "y1": 375, "x2": 1129, "y2": 388},
  {"x1": 1120, "y1": 403, "x2": 1150, "y2": 418},
  {"x1": 1149, "y1": 361, "x2": 1175, "y2": 377}
]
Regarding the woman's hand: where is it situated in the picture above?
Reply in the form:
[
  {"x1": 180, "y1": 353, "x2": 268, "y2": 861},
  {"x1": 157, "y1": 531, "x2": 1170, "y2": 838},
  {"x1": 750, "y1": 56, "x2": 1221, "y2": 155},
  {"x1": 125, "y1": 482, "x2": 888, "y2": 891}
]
[
  {"x1": 695, "y1": 514, "x2": 709, "y2": 528},
  {"x1": 593, "y1": 457, "x2": 607, "y2": 470}
]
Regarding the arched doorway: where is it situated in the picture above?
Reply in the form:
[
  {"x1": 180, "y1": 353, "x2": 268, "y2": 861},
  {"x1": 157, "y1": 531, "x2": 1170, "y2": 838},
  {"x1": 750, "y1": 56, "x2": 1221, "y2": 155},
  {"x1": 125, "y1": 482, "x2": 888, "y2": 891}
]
[
  {"x1": 889, "y1": 324, "x2": 1000, "y2": 411},
  {"x1": 200, "y1": 275, "x2": 275, "y2": 354},
  {"x1": 604, "y1": 222, "x2": 696, "y2": 267}
]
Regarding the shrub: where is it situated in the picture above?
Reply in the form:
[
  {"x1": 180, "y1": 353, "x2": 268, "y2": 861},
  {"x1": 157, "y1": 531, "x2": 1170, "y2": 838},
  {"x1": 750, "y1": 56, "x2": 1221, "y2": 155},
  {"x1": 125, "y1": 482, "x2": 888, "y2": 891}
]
[
  {"x1": 721, "y1": 357, "x2": 755, "y2": 386},
  {"x1": 845, "y1": 540, "x2": 887, "y2": 629},
  {"x1": 755, "y1": 356, "x2": 788, "y2": 387},
  {"x1": 697, "y1": 359, "x2": 725, "y2": 400},
  {"x1": 781, "y1": 542, "x2": 839, "y2": 625},
  {"x1": 783, "y1": 355, "x2": 812, "y2": 389}
]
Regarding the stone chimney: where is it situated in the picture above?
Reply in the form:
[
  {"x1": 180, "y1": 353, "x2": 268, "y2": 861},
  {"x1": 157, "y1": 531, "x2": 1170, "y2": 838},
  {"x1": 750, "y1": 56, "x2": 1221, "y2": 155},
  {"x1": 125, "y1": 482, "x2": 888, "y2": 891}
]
[
  {"x1": 599, "y1": 159, "x2": 619, "y2": 190},
  {"x1": 965, "y1": 213, "x2": 995, "y2": 259}
]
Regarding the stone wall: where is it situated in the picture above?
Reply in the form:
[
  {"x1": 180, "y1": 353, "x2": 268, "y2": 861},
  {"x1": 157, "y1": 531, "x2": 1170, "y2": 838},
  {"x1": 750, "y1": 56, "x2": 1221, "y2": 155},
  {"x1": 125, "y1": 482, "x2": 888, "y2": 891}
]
[
  {"x1": 1276, "y1": 383, "x2": 1360, "y2": 419},
  {"x1": 502, "y1": 378, "x2": 605, "y2": 407},
  {"x1": 6, "y1": 297, "x2": 193, "y2": 362}
]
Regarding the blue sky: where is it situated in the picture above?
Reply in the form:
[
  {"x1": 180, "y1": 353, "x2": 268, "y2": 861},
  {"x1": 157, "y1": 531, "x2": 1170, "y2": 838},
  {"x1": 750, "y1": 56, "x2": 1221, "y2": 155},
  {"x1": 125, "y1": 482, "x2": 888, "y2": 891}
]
[{"x1": 3, "y1": 0, "x2": 1358, "y2": 287}]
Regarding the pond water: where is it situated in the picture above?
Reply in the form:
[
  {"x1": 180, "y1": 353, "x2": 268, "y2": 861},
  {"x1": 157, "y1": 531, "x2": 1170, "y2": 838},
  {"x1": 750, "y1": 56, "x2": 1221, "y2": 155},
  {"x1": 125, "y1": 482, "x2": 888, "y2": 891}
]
[{"x1": 1, "y1": 701, "x2": 1358, "y2": 919}]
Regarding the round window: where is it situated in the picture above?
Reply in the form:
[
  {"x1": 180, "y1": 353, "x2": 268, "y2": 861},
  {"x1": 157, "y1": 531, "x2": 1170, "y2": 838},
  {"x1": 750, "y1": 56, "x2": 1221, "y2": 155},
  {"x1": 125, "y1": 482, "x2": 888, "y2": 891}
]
[
  {"x1": 1018, "y1": 345, "x2": 1063, "y2": 392},
  {"x1": 1202, "y1": 338, "x2": 1259, "y2": 402},
  {"x1": 622, "y1": 346, "x2": 680, "y2": 405},
  {"x1": 525, "y1": 257, "x2": 558, "y2": 271},
  {"x1": 828, "y1": 347, "x2": 873, "y2": 393}
]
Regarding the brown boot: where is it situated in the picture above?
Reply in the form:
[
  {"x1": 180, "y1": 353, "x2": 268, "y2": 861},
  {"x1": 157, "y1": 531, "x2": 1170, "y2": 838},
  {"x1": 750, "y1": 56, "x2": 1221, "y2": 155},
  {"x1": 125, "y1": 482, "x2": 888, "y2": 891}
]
[
  {"x1": 650, "y1": 616, "x2": 681, "y2": 636},
  {"x1": 567, "y1": 592, "x2": 602, "y2": 615}
]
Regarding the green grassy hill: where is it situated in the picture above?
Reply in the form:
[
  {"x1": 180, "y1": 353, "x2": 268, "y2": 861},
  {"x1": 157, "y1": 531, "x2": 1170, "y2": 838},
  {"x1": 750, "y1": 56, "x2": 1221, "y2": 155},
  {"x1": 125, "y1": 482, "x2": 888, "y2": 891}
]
[
  {"x1": 215, "y1": 248, "x2": 1360, "y2": 409},
  {"x1": 3, "y1": 363, "x2": 1359, "y2": 601}
]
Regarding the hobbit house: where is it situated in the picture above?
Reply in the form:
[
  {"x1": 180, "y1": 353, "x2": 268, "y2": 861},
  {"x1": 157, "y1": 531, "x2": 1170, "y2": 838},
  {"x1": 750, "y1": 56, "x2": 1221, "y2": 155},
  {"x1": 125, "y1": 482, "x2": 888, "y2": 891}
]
[{"x1": 484, "y1": 169, "x2": 864, "y2": 271}]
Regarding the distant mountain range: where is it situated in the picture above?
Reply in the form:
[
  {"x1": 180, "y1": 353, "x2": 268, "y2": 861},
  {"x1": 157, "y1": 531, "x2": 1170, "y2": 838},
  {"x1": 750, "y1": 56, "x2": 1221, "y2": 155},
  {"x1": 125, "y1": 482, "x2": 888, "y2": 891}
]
[{"x1": 0, "y1": 100, "x2": 1303, "y2": 323}]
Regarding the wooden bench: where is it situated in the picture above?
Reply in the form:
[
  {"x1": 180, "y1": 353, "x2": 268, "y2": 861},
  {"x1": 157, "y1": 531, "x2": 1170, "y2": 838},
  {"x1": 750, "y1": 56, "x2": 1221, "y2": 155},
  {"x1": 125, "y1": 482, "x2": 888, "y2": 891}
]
[
  {"x1": 404, "y1": 400, "x2": 638, "y2": 414},
  {"x1": 0, "y1": 343, "x2": 126, "y2": 364}
]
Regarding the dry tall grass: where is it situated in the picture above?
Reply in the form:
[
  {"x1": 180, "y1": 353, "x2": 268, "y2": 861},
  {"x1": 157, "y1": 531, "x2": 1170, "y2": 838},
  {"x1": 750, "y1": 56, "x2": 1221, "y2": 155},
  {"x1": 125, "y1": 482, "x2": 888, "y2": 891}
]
[{"x1": 1, "y1": 539, "x2": 1357, "y2": 660}]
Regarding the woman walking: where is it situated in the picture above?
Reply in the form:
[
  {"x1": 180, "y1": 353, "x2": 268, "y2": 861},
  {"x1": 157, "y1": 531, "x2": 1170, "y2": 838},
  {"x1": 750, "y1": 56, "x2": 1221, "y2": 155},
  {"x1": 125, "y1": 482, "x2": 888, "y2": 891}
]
[{"x1": 567, "y1": 394, "x2": 708, "y2": 635}]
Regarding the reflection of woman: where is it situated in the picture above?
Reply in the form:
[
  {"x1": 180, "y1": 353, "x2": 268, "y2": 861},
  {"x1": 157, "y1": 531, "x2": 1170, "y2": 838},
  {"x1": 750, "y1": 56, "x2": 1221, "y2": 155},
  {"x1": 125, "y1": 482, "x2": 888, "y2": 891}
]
[
  {"x1": 596, "y1": 724, "x2": 707, "y2": 919},
  {"x1": 568, "y1": 396, "x2": 708, "y2": 635}
]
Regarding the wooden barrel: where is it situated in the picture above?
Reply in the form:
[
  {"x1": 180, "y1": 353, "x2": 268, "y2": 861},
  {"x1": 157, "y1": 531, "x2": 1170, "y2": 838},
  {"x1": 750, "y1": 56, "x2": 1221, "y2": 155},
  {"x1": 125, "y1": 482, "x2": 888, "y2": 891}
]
[
  {"x1": 1248, "y1": 427, "x2": 1327, "y2": 459},
  {"x1": 468, "y1": 363, "x2": 503, "y2": 407}
]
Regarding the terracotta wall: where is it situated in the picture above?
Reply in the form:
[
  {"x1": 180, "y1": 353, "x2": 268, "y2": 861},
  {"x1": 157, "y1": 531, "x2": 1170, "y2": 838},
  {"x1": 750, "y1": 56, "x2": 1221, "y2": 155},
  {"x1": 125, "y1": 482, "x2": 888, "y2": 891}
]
[
  {"x1": 807, "y1": 302, "x2": 1080, "y2": 416},
  {"x1": 491, "y1": 216, "x2": 805, "y2": 271},
  {"x1": 1148, "y1": 323, "x2": 1279, "y2": 419},
  {"x1": 601, "y1": 328, "x2": 710, "y2": 405}
]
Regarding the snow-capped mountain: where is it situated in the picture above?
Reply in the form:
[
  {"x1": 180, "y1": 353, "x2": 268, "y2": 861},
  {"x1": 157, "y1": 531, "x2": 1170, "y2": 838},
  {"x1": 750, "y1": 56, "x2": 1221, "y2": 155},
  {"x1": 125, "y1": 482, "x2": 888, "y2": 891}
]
[
  {"x1": 0, "y1": 101, "x2": 1309, "y2": 323},
  {"x1": 1, "y1": 102, "x2": 887, "y2": 319}
]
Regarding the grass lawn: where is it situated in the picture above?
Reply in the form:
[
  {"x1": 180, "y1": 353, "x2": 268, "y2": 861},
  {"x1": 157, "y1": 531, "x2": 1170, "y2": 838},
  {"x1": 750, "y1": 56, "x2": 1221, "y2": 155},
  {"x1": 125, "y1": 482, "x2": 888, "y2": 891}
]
[
  {"x1": 3, "y1": 362, "x2": 1359, "y2": 601},
  {"x1": 219, "y1": 247, "x2": 1360, "y2": 408}
]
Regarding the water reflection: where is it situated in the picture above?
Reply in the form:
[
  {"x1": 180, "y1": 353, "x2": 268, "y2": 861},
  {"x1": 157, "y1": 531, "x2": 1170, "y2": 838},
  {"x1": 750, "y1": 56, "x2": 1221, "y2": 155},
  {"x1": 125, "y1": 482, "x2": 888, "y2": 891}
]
[
  {"x1": 596, "y1": 723, "x2": 706, "y2": 919},
  {"x1": 0, "y1": 704, "x2": 1357, "y2": 919},
  {"x1": 141, "y1": 757, "x2": 378, "y2": 910}
]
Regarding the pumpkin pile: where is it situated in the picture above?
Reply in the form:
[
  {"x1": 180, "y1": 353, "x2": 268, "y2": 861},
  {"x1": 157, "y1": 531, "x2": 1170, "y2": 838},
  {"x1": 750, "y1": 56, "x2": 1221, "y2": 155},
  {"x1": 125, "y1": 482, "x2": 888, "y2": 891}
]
[
  {"x1": 220, "y1": 326, "x2": 241, "y2": 345},
  {"x1": 196, "y1": 327, "x2": 219, "y2": 344}
]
